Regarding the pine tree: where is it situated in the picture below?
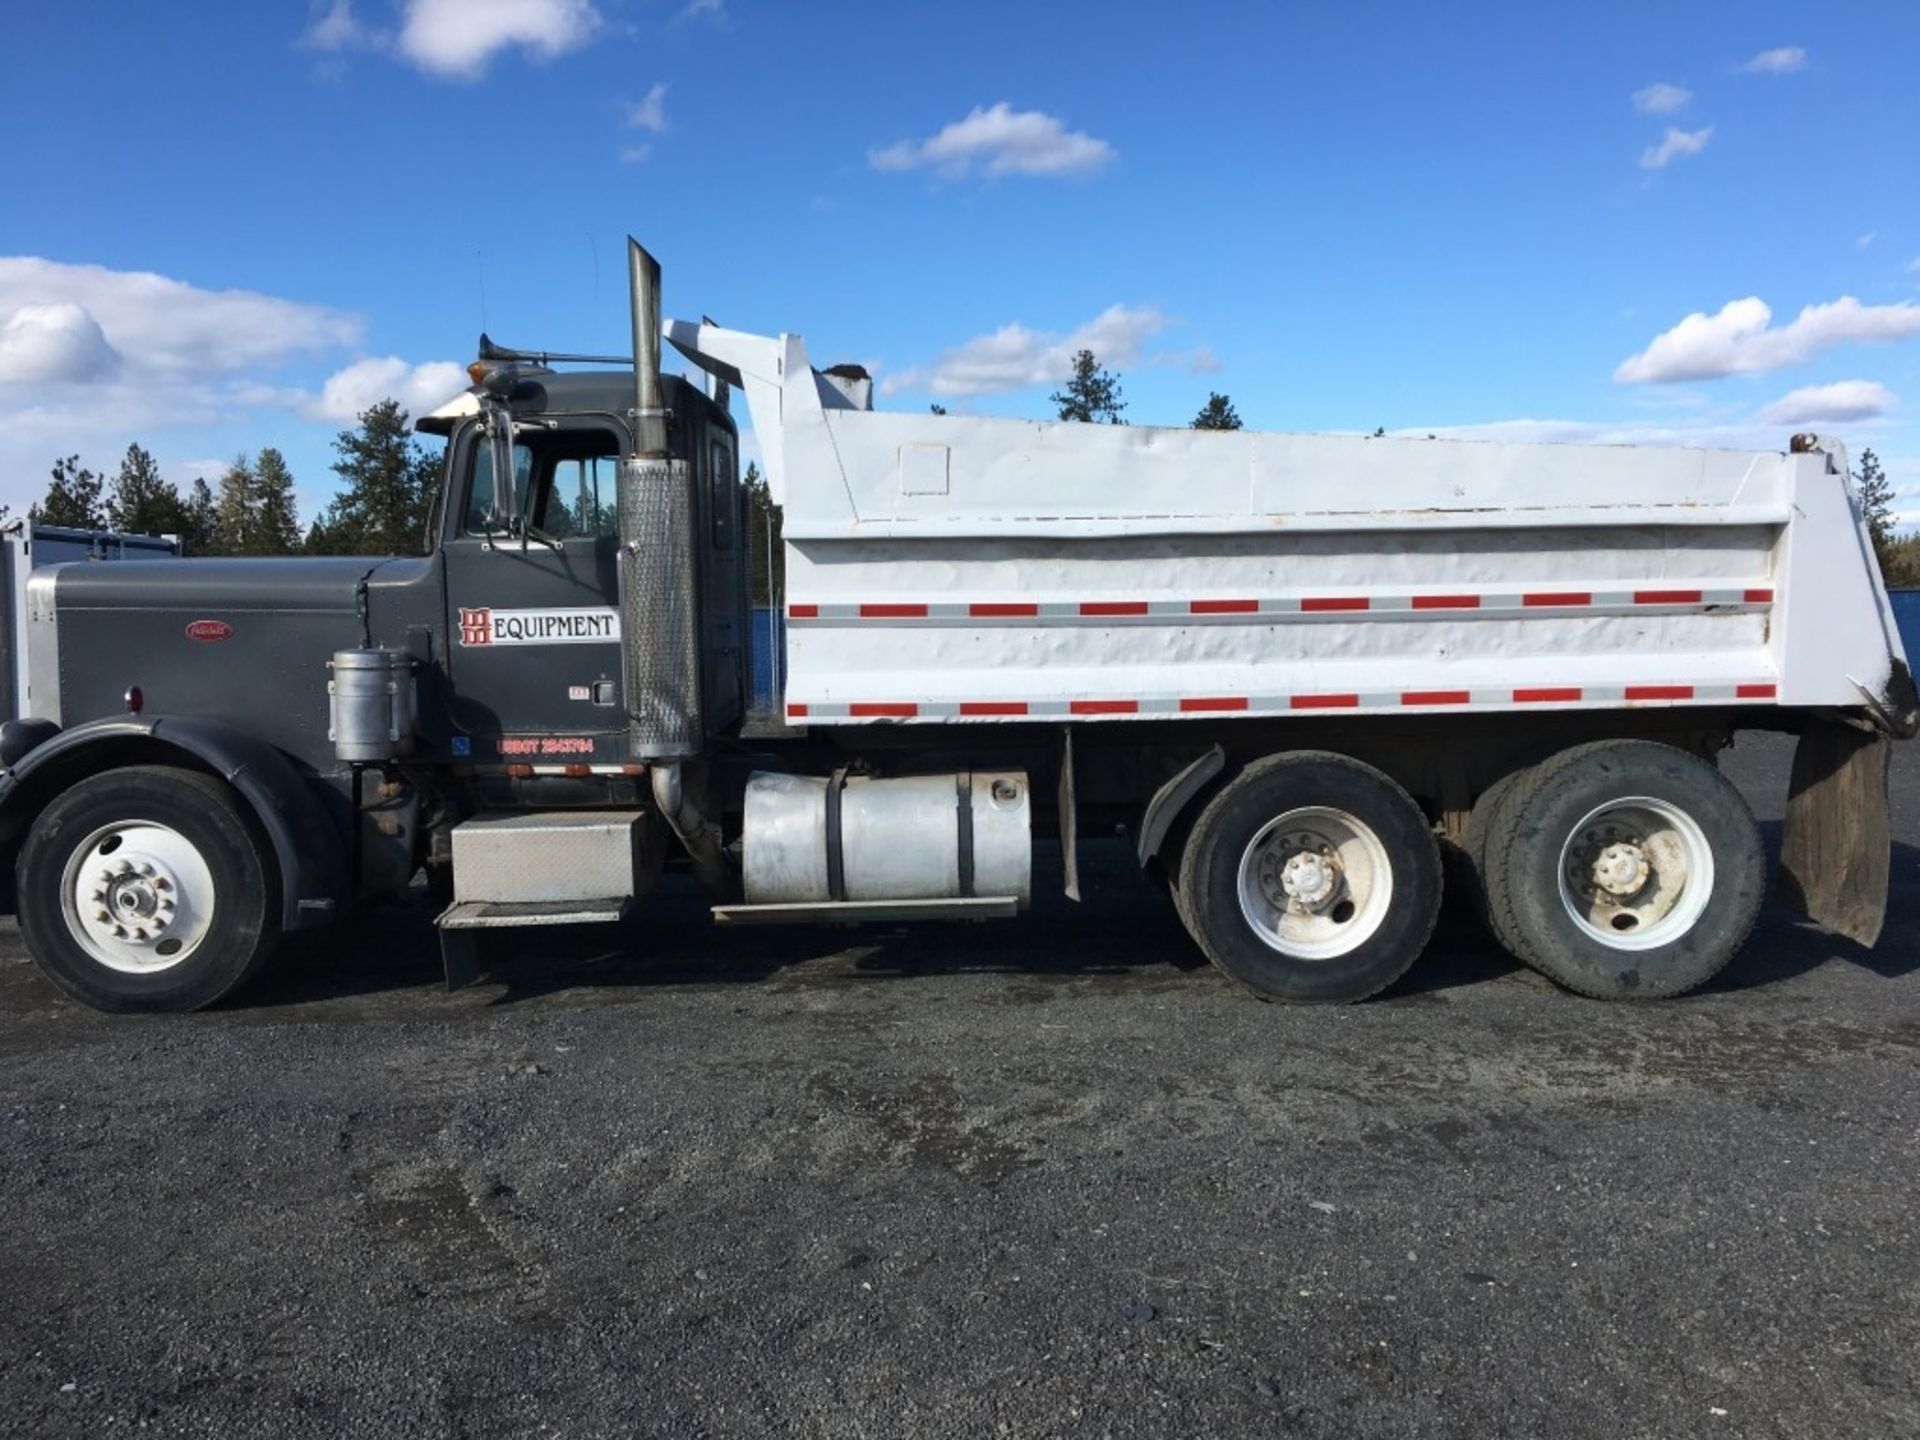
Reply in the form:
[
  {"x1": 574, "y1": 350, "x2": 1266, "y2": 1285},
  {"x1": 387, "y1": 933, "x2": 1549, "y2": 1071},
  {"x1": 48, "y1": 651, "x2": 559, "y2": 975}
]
[
  {"x1": 309, "y1": 399, "x2": 436, "y2": 555},
  {"x1": 743, "y1": 461, "x2": 785, "y2": 605},
  {"x1": 212, "y1": 455, "x2": 256, "y2": 556},
  {"x1": 1856, "y1": 448, "x2": 1896, "y2": 574},
  {"x1": 34, "y1": 455, "x2": 106, "y2": 528},
  {"x1": 1191, "y1": 393, "x2": 1243, "y2": 430},
  {"x1": 252, "y1": 448, "x2": 302, "y2": 554},
  {"x1": 105, "y1": 443, "x2": 187, "y2": 536},
  {"x1": 181, "y1": 478, "x2": 219, "y2": 555},
  {"x1": 1050, "y1": 350, "x2": 1126, "y2": 424}
]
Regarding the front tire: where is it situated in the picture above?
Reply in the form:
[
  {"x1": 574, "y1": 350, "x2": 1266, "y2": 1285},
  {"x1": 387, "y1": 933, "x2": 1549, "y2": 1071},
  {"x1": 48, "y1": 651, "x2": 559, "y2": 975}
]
[
  {"x1": 17, "y1": 766, "x2": 281, "y2": 1012},
  {"x1": 1176, "y1": 752, "x2": 1442, "y2": 1003}
]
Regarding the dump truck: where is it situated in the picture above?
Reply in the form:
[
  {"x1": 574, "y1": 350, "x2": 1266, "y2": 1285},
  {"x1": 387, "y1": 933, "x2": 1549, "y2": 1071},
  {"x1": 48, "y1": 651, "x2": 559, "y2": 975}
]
[{"x1": 1, "y1": 240, "x2": 1910, "y2": 1013}]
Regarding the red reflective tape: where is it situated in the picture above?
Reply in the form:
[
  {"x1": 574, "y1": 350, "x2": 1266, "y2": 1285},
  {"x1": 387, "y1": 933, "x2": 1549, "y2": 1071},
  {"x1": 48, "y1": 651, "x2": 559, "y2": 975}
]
[
  {"x1": 788, "y1": 603, "x2": 818, "y2": 619},
  {"x1": 859, "y1": 603, "x2": 926, "y2": 619},
  {"x1": 1402, "y1": 689, "x2": 1471, "y2": 706},
  {"x1": 960, "y1": 701, "x2": 1029, "y2": 716},
  {"x1": 1190, "y1": 599, "x2": 1259, "y2": 614},
  {"x1": 787, "y1": 703, "x2": 809, "y2": 717},
  {"x1": 1070, "y1": 699, "x2": 1138, "y2": 715},
  {"x1": 1736, "y1": 682, "x2": 1777, "y2": 699},
  {"x1": 970, "y1": 602, "x2": 1037, "y2": 618},
  {"x1": 1412, "y1": 594, "x2": 1480, "y2": 610},
  {"x1": 1080, "y1": 601, "x2": 1149, "y2": 617},
  {"x1": 1523, "y1": 592, "x2": 1590, "y2": 607},
  {"x1": 1180, "y1": 696, "x2": 1248, "y2": 712},
  {"x1": 849, "y1": 702, "x2": 918, "y2": 717},
  {"x1": 1625, "y1": 684, "x2": 1694, "y2": 701},
  {"x1": 1744, "y1": 587, "x2": 1775, "y2": 603},
  {"x1": 506, "y1": 763, "x2": 534, "y2": 778},
  {"x1": 562, "y1": 763, "x2": 591, "y2": 778},
  {"x1": 1514, "y1": 687, "x2": 1582, "y2": 703},
  {"x1": 1301, "y1": 596, "x2": 1369, "y2": 612},
  {"x1": 1634, "y1": 589, "x2": 1702, "y2": 605},
  {"x1": 1291, "y1": 693, "x2": 1360, "y2": 709}
]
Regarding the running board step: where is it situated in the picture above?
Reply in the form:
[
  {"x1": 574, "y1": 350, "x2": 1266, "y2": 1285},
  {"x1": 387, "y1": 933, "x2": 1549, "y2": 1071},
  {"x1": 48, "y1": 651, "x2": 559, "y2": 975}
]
[
  {"x1": 436, "y1": 898, "x2": 632, "y2": 991},
  {"x1": 711, "y1": 897, "x2": 1019, "y2": 926}
]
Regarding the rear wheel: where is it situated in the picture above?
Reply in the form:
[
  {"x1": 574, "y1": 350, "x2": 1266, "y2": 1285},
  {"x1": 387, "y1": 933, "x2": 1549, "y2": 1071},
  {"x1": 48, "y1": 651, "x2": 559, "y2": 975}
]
[
  {"x1": 1176, "y1": 752, "x2": 1442, "y2": 1002},
  {"x1": 17, "y1": 766, "x2": 281, "y2": 1012},
  {"x1": 1484, "y1": 740, "x2": 1763, "y2": 998}
]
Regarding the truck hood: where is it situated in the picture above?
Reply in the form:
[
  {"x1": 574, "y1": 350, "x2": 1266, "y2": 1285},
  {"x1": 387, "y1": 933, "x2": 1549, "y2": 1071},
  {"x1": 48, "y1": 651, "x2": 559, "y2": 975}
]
[{"x1": 46, "y1": 554, "x2": 395, "y2": 612}]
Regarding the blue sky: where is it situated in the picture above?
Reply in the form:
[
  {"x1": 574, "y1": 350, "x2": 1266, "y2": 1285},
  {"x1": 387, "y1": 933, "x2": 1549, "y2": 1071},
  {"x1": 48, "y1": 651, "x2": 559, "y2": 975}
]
[{"x1": 3, "y1": 1, "x2": 1918, "y2": 524}]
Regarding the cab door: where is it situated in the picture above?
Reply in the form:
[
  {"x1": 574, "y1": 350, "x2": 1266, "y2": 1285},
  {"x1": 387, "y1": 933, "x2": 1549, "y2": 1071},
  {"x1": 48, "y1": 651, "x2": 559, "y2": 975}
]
[{"x1": 440, "y1": 416, "x2": 627, "y2": 765}]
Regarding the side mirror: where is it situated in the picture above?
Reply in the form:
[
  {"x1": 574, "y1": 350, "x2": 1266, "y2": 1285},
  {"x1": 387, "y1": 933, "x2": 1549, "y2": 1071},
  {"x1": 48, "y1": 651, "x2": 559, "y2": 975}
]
[{"x1": 478, "y1": 395, "x2": 519, "y2": 533}]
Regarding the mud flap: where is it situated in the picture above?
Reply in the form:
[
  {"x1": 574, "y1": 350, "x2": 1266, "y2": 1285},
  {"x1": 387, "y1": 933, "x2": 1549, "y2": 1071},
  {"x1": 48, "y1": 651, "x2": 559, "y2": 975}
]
[{"x1": 1778, "y1": 719, "x2": 1891, "y2": 947}]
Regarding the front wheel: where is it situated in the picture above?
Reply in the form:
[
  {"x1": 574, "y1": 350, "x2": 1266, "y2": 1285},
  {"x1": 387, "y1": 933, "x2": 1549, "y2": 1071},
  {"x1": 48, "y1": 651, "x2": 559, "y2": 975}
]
[
  {"x1": 17, "y1": 766, "x2": 281, "y2": 1012},
  {"x1": 1176, "y1": 752, "x2": 1442, "y2": 1002}
]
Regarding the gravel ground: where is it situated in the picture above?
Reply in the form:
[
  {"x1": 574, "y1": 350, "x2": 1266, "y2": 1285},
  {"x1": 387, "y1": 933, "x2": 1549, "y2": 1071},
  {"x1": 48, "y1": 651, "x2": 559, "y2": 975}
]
[{"x1": 1, "y1": 730, "x2": 1917, "y2": 1439}]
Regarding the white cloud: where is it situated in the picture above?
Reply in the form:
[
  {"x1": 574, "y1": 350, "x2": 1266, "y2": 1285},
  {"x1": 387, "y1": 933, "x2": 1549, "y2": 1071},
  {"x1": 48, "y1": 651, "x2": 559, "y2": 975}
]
[
  {"x1": 1909, "y1": 256, "x2": 1920, "y2": 274},
  {"x1": 871, "y1": 103, "x2": 1115, "y2": 179},
  {"x1": 1615, "y1": 296, "x2": 1920, "y2": 383},
  {"x1": 304, "y1": 357, "x2": 469, "y2": 423},
  {"x1": 626, "y1": 82, "x2": 668, "y2": 135},
  {"x1": 1640, "y1": 126, "x2": 1712, "y2": 170},
  {"x1": 1759, "y1": 380, "x2": 1896, "y2": 426},
  {"x1": 678, "y1": 0, "x2": 724, "y2": 18},
  {"x1": 618, "y1": 144, "x2": 653, "y2": 166},
  {"x1": 0, "y1": 303, "x2": 120, "y2": 384},
  {"x1": 396, "y1": 0, "x2": 601, "y2": 79},
  {"x1": 1742, "y1": 46, "x2": 1806, "y2": 74},
  {"x1": 302, "y1": 0, "x2": 373, "y2": 51},
  {"x1": 1632, "y1": 82, "x2": 1691, "y2": 114},
  {"x1": 883, "y1": 304, "x2": 1175, "y2": 397},
  {"x1": 1857, "y1": 231, "x2": 1878, "y2": 249},
  {"x1": 0, "y1": 258, "x2": 360, "y2": 379}
]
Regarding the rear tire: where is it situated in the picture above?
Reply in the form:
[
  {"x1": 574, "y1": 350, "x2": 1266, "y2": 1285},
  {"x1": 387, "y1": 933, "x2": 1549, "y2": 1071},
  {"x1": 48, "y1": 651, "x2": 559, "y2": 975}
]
[
  {"x1": 1176, "y1": 752, "x2": 1442, "y2": 1003},
  {"x1": 17, "y1": 766, "x2": 281, "y2": 1012},
  {"x1": 1468, "y1": 766, "x2": 1536, "y2": 959},
  {"x1": 1484, "y1": 740, "x2": 1763, "y2": 999}
]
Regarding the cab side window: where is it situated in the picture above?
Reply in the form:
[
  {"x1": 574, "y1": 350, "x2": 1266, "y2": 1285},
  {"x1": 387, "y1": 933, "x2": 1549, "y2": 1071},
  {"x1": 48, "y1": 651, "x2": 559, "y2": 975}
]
[{"x1": 463, "y1": 429, "x2": 621, "y2": 538}]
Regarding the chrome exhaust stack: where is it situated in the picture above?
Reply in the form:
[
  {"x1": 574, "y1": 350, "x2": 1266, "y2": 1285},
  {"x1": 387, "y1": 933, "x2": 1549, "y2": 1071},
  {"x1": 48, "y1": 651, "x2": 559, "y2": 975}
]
[
  {"x1": 628, "y1": 239, "x2": 669, "y2": 458},
  {"x1": 616, "y1": 237, "x2": 726, "y2": 893}
]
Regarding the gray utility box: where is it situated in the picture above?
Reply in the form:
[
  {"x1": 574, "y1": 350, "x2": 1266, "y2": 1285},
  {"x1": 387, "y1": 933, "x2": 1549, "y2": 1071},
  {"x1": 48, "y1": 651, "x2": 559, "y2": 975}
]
[{"x1": 451, "y1": 812, "x2": 647, "y2": 904}]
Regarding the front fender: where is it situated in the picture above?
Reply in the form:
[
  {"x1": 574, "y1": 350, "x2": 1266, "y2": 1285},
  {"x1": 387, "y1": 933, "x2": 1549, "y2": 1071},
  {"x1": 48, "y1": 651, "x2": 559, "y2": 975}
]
[{"x1": 0, "y1": 715, "x2": 347, "y2": 931}]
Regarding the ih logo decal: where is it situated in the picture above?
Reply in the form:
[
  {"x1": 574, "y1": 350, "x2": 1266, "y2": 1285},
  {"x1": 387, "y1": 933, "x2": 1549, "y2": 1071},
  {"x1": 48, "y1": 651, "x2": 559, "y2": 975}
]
[{"x1": 457, "y1": 606, "x2": 621, "y2": 647}]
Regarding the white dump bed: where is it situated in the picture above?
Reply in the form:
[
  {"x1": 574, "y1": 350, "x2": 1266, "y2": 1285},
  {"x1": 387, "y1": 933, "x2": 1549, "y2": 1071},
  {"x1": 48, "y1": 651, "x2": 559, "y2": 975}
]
[{"x1": 667, "y1": 321, "x2": 1912, "y2": 730}]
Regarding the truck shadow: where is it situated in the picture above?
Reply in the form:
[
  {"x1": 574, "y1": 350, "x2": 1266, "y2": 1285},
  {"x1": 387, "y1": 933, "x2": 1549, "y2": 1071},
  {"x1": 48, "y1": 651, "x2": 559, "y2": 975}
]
[{"x1": 243, "y1": 835, "x2": 1920, "y2": 1011}]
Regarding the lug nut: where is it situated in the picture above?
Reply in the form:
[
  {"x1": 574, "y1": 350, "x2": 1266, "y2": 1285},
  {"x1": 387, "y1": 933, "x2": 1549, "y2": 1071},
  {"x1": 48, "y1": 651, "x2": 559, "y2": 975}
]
[
  {"x1": 153, "y1": 878, "x2": 171, "y2": 892},
  {"x1": 112, "y1": 924, "x2": 127, "y2": 939},
  {"x1": 94, "y1": 908, "x2": 110, "y2": 923}
]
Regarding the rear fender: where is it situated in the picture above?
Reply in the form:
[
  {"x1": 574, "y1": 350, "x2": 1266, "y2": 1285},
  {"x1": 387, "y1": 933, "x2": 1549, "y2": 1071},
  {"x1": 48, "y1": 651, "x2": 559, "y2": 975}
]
[
  {"x1": 1778, "y1": 717, "x2": 1891, "y2": 947},
  {"x1": 0, "y1": 715, "x2": 347, "y2": 931}
]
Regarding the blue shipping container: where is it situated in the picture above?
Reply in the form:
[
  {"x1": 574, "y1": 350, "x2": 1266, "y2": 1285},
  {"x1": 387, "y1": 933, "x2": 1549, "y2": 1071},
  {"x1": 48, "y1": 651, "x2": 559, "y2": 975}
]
[{"x1": 1891, "y1": 589, "x2": 1920, "y2": 665}]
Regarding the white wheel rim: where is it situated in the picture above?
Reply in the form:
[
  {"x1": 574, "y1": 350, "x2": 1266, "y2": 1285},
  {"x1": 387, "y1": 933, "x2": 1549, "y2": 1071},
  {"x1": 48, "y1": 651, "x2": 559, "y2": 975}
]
[
  {"x1": 1556, "y1": 796, "x2": 1714, "y2": 951},
  {"x1": 1236, "y1": 806, "x2": 1395, "y2": 960},
  {"x1": 59, "y1": 821, "x2": 217, "y2": 974}
]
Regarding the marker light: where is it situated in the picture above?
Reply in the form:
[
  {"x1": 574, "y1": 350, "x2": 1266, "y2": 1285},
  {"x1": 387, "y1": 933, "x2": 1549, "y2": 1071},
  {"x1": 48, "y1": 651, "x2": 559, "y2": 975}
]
[{"x1": 124, "y1": 686, "x2": 143, "y2": 714}]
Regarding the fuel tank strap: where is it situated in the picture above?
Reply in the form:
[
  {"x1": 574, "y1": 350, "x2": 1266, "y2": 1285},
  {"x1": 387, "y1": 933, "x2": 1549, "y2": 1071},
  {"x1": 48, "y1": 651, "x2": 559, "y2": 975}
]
[
  {"x1": 824, "y1": 767, "x2": 848, "y2": 902},
  {"x1": 955, "y1": 772, "x2": 975, "y2": 898}
]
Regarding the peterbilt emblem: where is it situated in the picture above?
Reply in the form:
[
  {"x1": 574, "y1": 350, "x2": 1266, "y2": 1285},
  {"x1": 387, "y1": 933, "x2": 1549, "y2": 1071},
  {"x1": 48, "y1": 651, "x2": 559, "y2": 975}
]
[
  {"x1": 185, "y1": 619, "x2": 233, "y2": 642},
  {"x1": 457, "y1": 606, "x2": 621, "y2": 646}
]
